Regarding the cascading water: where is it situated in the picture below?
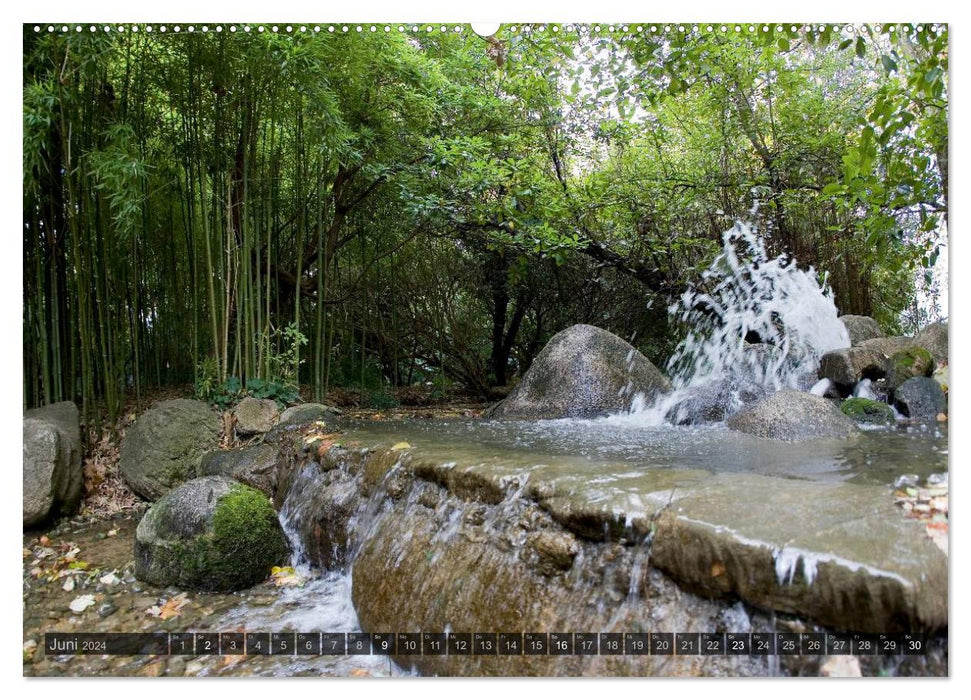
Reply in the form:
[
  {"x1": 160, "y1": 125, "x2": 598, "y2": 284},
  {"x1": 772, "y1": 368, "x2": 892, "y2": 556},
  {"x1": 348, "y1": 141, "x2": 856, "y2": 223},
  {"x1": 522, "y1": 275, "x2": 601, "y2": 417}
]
[{"x1": 626, "y1": 221, "x2": 850, "y2": 425}]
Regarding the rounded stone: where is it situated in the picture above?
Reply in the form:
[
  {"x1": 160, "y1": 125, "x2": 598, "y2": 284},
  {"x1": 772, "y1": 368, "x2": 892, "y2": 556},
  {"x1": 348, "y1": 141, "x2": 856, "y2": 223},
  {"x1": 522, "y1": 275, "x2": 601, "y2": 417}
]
[
  {"x1": 23, "y1": 401, "x2": 82, "y2": 527},
  {"x1": 726, "y1": 390, "x2": 860, "y2": 441},
  {"x1": 818, "y1": 347, "x2": 888, "y2": 390},
  {"x1": 198, "y1": 444, "x2": 279, "y2": 497},
  {"x1": 486, "y1": 324, "x2": 672, "y2": 419},
  {"x1": 887, "y1": 347, "x2": 934, "y2": 391},
  {"x1": 838, "y1": 315, "x2": 884, "y2": 346},
  {"x1": 279, "y1": 402, "x2": 341, "y2": 426},
  {"x1": 120, "y1": 399, "x2": 220, "y2": 501},
  {"x1": 839, "y1": 397, "x2": 895, "y2": 425},
  {"x1": 913, "y1": 322, "x2": 948, "y2": 364},
  {"x1": 134, "y1": 475, "x2": 289, "y2": 591},
  {"x1": 233, "y1": 397, "x2": 280, "y2": 435},
  {"x1": 893, "y1": 377, "x2": 947, "y2": 421}
]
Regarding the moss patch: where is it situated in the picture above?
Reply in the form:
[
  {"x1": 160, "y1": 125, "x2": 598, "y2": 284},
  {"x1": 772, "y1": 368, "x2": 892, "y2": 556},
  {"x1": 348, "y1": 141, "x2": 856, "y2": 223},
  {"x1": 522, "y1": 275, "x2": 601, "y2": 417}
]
[
  {"x1": 888, "y1": 347, "x2": 934, "y2": 390},
  {"x1": 172, "y1": 484, "x2": 289, "y2": 591},
  {"x1": 840, "y1": 397, "x2": 895, "y2": 425}
]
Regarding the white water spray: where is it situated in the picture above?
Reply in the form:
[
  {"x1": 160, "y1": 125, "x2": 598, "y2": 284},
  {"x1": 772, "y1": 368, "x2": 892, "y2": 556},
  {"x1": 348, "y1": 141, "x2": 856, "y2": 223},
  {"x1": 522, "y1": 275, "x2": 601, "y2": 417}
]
[{"x1": 627, "y1": 221, "x2": 850, "y2": 424}]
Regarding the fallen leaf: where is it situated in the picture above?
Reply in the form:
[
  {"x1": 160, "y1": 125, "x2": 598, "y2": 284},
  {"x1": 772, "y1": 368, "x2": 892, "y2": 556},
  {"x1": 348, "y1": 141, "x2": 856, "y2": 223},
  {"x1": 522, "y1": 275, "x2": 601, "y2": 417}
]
[
  {"x1": 69, "y1": 594, "x2": 96, "y2": 613},
  {"x1": 710, "y1": 562, "x2": 726, "y2": 578},
  {"x1": 350, "y1": 668, "x2": 371, "y2": 677},
  {"x1": 147, "y1": 592, "x2": 189, "y2": 620},
  {"x1": 270, "y1": 566, "x2": 305, "y2": 588},
  {"x1": 39, "y1": 535, "x2": 51, "y2": 547},
  {"x1": 391, "y1": 442, "x2": 411, "y2": 450},
  {"x1": 106, "y1": 529, "x2": 118, "y2": 537}
]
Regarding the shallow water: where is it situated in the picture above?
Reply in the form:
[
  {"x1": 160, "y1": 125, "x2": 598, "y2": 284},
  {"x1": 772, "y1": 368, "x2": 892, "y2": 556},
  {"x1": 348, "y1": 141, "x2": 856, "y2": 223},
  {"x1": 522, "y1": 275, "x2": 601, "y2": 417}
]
[{"x1": 343, "y1": 417, "x2": 947, "y2": 487}]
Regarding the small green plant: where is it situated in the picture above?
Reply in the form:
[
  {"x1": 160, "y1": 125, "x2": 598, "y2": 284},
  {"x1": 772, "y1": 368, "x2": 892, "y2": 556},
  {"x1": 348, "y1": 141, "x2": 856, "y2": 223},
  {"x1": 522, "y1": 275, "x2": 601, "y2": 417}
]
[
  {"x1": 246, "y1": 378, "x2": 301, "y2": 407},
  {"x1": 197, "y1": 323, "x2": 308, "y2": 410},
  {"x1": 263, "y1": 322, "x2": 308, "y2": 386},
  {"x1": 194, "y1": 357, "x2": 220, "y2": 403}
]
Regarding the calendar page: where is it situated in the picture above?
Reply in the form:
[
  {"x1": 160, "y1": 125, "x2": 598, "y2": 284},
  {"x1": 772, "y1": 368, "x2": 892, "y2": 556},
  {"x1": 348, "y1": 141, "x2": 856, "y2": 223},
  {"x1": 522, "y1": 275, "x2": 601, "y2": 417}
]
[{"x1": 22, "y1": 18, "x2": 948, "y2": 680}]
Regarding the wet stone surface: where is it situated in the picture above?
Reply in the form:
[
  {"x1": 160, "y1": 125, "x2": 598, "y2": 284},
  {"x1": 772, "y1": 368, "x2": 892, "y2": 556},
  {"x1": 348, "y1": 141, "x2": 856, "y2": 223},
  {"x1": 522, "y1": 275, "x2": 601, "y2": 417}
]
[{"x1": 337, "y1": 421, "x2": 948, "y2": 643}]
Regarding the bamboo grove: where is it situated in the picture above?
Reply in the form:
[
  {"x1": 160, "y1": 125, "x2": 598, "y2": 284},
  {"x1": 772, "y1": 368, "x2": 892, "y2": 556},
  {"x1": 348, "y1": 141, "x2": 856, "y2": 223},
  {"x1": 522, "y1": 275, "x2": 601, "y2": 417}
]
[{"x1": 23, "y1": 24, "x2": 948, "y2": 420}]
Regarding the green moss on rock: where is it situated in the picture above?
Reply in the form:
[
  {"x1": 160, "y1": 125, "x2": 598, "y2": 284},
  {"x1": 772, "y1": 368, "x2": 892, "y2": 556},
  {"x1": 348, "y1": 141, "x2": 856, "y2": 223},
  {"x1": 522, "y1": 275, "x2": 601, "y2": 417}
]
[
  {"x1": 135, "y1": 476, "x2": 289, "y2": 591},
  {"x1": 887, "y1": 347, "x2": 934, "y2": 390},
  {"x1": 840, "y1": 397, "x2": 895, "y2": 425}
]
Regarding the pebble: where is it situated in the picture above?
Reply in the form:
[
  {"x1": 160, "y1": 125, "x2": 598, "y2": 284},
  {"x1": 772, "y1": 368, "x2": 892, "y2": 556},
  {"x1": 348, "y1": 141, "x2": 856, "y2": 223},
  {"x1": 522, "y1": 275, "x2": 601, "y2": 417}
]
[
  {"x1": 137, "y1": 659, "x2": 166, "y2": 677},
  {"x1": 894, "y1": 474, "x2": 920, "y2": 489},
  {"x1": 820, "y1": 655, "x2": 862, "y2": 677},
  {"x1": 184, "y1": 660, "x2": 205, "y2": 676},
  {"x1": 927, "y1": 473, "x2": 948, "y2": 487},
  {"x1": 166, "y1": 656, "x2": 187, "y2": 676},
  {"x1": 98, "y1": 601, "x2": 118, "y2": 618}
]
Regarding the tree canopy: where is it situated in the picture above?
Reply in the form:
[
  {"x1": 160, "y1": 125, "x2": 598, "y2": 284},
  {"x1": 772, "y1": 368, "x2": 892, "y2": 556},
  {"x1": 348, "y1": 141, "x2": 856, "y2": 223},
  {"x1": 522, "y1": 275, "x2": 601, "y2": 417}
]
[{"x1": 23, "y1": 23, "x2": 948, "y2": 419}]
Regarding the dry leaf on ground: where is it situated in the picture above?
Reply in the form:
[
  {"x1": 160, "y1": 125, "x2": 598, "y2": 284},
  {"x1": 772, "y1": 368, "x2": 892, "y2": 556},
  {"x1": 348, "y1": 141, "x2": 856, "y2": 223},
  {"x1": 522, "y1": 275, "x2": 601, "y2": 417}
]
[{"x1": 147, "y1": 592, "x2": 189, "y2": 620}]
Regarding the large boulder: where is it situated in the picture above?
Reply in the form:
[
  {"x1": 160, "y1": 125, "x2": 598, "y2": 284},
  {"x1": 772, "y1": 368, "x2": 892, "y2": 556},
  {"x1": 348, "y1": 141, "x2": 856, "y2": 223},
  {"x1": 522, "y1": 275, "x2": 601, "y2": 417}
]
[
  {"x1": 893, "y1": 377, "x2": 947, "y2": 421},
  {"x1": 199, "y1": 444, "x2": 279, "y2": 497},
  {"x1": 234, "y1": 397, "x2": 279, "y2": 435},
  {"x1": 914, "y1": 322, "x2": 948, "y2": 364},
  {"x1": 817, "y1": 347, "x2": 888, "y2": 390},
  {"x1": 886, "y1": 347, "x2": 935, "y2": 391},
  {"x1": 838, "y1": 315, "x2": 884, "y2": 346},
  {"x1": 726, "y1": 390, "x2": 860, "y2": 441},
  {"x1": 134, "y1": 475, "x2": 288, "y2": 591},
  {"x1": 23, "y1": 401, "x2": 82, "y2": 527},
  {"x1": 486, "y1": 324, "x2": 671, "y2": 419},
  {"x1": 120, "y1": 399, "x2": 220, "y2": 501}
]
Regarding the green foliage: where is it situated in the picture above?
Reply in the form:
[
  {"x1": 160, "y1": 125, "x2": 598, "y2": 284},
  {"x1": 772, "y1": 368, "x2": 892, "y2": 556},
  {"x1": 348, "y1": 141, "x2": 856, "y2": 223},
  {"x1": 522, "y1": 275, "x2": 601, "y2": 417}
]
[
  {"x1": 193, "y1": 357, "x2": 221, "y2": 404},
  {"x1": 23, "y1": 25, "x2": 948, "y2": 408},
  {"x1": 245, "y1": 378, "x2": 301, "y2": 408},
  {"x1": 364, "y1": 389, "x2": 400, "y2": 410}
]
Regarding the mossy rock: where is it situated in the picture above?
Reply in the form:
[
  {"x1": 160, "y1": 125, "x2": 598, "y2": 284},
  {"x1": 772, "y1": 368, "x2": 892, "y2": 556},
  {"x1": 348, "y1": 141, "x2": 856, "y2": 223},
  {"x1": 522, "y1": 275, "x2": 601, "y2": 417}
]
[
  {"x1": 134, "y1": 476, "x2": 289, "y2": 591},
  {"x1": 840, "y1": 397, "x2": 896, "y2": 426},
  {"x1": 887, "y1": 347, "x2": 934, "y2": 391}
]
